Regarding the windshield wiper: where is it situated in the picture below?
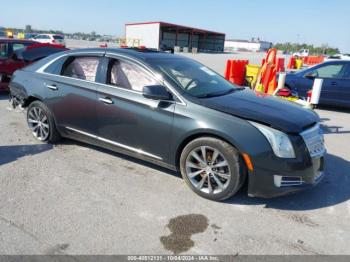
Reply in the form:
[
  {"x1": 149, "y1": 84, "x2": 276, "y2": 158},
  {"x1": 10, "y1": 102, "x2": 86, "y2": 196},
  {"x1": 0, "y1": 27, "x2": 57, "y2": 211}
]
[{"x1": 197, "y1": 87, "x2": 244, "y2": 98}]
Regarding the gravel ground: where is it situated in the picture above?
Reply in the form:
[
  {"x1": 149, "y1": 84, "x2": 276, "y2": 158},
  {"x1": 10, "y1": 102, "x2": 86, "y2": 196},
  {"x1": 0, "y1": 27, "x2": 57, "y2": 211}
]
[{"x1": 0, "y1": 53, "x2": 349, "y2": 255}]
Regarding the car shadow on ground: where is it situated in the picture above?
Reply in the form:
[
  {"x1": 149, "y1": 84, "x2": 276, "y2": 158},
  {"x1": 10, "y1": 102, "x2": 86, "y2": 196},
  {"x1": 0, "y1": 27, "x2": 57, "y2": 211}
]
[
  {"x1": 60, "y1": 140, "x2": 350, "y2": 211},
  {"x1": 319, "y1": 116, "x2": 350, "y2": 134},
  {"x1": 59, "y1": 139, "x2": 180, "y2": 179},
  {"x1": 319, "y1": 106, "x2": 350, "y2": 135},
  {"x1": 225, "y1": 153, "x2": 350, "y2": 211},
  {"x1": 0, "y1": 144, "x2": 53, "y2": 166},
  {"x1": 316, "y1": 105, "x2": 350, "y2": 114}
]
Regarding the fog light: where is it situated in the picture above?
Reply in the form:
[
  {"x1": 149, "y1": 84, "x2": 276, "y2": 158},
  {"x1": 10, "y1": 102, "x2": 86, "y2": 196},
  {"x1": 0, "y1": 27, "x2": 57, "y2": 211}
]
[{"x1": 274, "y1": 175, "x2": 303, "y2": 187}]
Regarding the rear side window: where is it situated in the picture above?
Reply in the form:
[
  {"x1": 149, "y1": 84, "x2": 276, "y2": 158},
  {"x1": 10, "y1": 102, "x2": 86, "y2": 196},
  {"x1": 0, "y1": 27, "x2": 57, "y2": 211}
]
[
  {"x1": 0, "y1": 43, "x2": 8, "y2": 58},
  {"x1": 53, "y1": 35, "x2": 64, "y2": 40},
  {"x1": 107, "y1": 59, "x2": 158, "y2": 91},
  {"x1": 62, "y1": 57, "x2": 100, "y2": 82}
]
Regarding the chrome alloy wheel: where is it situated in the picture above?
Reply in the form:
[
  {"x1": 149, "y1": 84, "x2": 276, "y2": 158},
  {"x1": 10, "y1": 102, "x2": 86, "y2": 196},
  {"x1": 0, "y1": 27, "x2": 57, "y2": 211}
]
[
  {"x1": 27, "y1": 106, "x2": 50, "y2": 141},
  {"x1": 185, "y1": 146, "x2": 231, "y2": 194}
]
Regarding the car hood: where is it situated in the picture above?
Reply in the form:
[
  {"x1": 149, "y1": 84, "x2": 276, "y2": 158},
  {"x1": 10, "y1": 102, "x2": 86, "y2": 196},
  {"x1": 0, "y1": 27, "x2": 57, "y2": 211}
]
[{"x1": 197, "y1": 89, "x2": 319, "y2": 133}]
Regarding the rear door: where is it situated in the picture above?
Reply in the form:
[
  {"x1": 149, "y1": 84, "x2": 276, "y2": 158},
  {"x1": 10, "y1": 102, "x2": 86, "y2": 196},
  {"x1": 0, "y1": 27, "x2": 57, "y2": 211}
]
[
  {"x1": 95, "y1": 55, "x2": 175, "y2": 162},
  {"x1": 41, "y1": 53, "x2": 103, "y2": 136}
]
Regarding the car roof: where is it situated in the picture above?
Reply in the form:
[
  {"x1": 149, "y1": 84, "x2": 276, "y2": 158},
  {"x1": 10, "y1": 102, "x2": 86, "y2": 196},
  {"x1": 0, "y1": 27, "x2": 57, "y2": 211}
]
[
  {"x1": 64, "y1": 47, "x2": 183, "y2": 61},
  {"x1": 322, "y1": 60, "x2": 350, "y2": 64}
]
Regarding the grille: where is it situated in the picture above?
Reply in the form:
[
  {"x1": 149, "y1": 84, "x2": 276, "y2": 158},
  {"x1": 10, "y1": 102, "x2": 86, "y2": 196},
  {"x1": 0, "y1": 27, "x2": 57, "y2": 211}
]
[{"x1": 300, "y1": 124, "x2": 326, "y2": 158}]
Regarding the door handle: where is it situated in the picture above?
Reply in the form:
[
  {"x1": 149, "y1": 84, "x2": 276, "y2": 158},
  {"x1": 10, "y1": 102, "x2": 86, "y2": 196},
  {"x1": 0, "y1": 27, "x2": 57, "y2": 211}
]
[
  {"x1": 99, "y1": 97, "x2": 114, "y2": 105},
  {"x1": 45, "y1": 83, "x2": 58, "y2": 90},
  {"x1": 331, "y1": 81, "x2": 337, "y2": 86}
]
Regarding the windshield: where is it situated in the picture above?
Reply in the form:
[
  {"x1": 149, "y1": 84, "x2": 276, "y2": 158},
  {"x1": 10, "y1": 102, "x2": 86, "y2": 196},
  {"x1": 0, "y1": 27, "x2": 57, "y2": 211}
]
[{"x1": 150, "y1": 58, "x2": 240, "y2": 98}]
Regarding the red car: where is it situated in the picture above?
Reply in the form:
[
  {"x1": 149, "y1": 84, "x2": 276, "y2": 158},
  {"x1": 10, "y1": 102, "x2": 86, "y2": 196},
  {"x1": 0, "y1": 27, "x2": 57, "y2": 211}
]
[{"x1": 0, "y1": 38, "x2": 67, "y2": 91}]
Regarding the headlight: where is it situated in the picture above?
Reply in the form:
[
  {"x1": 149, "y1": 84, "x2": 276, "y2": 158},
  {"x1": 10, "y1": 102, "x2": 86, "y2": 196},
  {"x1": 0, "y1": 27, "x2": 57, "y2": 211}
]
[{"x1": 249, "y1": 121, "x2": 296, "y2": 158}]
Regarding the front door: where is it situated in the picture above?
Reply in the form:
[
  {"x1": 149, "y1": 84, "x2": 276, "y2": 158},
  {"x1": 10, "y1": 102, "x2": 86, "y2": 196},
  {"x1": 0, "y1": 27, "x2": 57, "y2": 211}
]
[
  {"x1": 96, "y1": 56, "x2": 175, "y2": 162},
  {"x1": 299, "y1": 63, "x2": 345, "y2": 106}
]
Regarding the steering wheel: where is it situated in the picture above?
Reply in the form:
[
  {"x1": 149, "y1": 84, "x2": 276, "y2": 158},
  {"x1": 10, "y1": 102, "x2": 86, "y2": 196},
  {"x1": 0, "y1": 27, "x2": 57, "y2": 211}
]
[{"x1": 184, "y1": 79, "x2": 199, "y2": 90}]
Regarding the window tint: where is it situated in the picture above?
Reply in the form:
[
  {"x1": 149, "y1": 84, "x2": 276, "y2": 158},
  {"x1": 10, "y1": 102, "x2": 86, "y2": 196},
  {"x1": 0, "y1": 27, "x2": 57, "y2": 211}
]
[
  {"x1": 309, "y1": 64, "x2": 344, "y2": 78},
  {"x1": 35, "y1": 35, "x2": 50, "y2": 39},
  {"x1": 0, "y1": 43, "x2": 8, "y2": 58},
  {"x1": 53, "y1": 35, "x2": 64, "y2": 40},
  {"x1": 13, "y1": 43, "x2": 27, "y2": 51},
  {"x1": 342, "y1": 65, "x2": 350, "y2": 79},
  {"x1": 108, "y1": 59, "x2": 158, "y2": 91},
  {"x1": 62, "y1": 57, "x2": 100, "y2": 82}
]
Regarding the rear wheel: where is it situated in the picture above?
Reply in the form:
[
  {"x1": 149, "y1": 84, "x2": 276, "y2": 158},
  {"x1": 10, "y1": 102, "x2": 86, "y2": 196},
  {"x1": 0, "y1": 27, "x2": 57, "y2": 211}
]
[
  {"x1": 27, "y1": 101, "x2": 61, "y2": 143},
  {"x1": 180, "y1": 137, "x2": 243, "y2": 201}
]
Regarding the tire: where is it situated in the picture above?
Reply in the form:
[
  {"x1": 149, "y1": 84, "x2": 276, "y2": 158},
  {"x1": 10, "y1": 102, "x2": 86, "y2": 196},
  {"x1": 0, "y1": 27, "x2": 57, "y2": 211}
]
[
  {"x1": 27, "y1": 101, "x2": 61, "y2": 143},
  {"x1": 179, "y1": 137, "x2": 243, "y2": 201}
]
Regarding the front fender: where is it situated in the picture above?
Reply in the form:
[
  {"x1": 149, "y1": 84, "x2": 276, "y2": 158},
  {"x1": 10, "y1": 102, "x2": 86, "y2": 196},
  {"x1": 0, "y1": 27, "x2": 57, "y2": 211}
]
[{"x1": 169, "y1": 103, "x2": 272, "y2": 167}]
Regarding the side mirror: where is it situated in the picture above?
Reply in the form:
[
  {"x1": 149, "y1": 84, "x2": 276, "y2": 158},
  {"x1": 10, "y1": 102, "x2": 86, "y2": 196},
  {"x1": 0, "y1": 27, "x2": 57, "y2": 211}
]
[
  {"x1": 142, "y1": 85, "x2": 172, "y2": 100},
  {"x1": 305, "y1": 72, "x2": 315, "y2": 79}
]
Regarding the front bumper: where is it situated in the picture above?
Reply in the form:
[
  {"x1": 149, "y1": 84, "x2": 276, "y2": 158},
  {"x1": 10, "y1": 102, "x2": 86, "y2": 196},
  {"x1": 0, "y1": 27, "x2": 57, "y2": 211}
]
[{"x1": 247, "y1": 156, "x2": 325, "y2": 198}]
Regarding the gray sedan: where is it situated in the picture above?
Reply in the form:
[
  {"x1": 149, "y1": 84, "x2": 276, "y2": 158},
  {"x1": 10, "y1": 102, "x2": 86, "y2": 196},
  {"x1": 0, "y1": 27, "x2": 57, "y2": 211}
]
[{"x1": 9, "y1": 48, "x2": 326, "y2": 200}]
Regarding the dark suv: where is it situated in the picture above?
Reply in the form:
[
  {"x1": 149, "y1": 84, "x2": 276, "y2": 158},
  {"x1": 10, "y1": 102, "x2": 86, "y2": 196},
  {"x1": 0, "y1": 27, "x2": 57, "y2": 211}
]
[{"x1": 9, "y1": 48, "x2": 326, "y2": 200}]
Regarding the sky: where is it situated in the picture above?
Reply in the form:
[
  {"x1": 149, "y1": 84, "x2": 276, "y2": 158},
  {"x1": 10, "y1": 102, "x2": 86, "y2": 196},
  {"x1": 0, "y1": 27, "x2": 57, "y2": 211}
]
[{"x1": 1, "y1": 0, "x2": 349, "y2": 52}]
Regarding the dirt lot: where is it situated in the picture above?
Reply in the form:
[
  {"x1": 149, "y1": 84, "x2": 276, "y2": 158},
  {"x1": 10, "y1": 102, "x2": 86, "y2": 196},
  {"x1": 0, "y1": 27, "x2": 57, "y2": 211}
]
[{"x1": 0, "y1": 54, "x2": 349, "y2": 255}]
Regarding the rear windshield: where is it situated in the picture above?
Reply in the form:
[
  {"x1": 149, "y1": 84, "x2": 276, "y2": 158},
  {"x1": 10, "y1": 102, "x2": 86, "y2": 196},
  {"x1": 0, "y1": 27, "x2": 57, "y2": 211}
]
[{"x1": 53, "y1": 35, "x2": 64, "y2": 40}]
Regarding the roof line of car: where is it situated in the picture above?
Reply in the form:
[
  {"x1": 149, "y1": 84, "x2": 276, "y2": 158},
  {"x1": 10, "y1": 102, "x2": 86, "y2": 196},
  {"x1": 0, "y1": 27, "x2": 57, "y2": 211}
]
[{"x1": 35, "y1": 49, "x2": 187, "y2": 106}]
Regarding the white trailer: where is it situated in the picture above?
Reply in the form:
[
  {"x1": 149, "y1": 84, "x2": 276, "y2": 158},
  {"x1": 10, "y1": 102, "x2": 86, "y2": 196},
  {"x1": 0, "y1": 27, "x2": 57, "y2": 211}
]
[{"x1": 125, "y1": 21, "x2": 225, "y2": 52}]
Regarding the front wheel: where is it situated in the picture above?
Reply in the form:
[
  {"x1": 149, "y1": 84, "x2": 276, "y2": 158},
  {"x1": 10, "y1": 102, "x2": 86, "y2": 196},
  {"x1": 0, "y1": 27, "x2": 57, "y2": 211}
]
[
  {"x1": 27, "y1": 101, "x2": 61, "y2": 143},
  {"x1": 180, "y1": 137, "x2": 243, "y2": 201}
]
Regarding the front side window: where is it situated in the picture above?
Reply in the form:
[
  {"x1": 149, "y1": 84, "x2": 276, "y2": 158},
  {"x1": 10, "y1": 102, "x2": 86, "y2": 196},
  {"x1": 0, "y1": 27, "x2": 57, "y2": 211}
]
[
  {"x1": 62, "y1": 56, "x2": 100, "y2": 82},
  {"x1": 107, "y1": 59, "x2": 158, "y2": 91},
  {"x1": 308, "y1": 64, "x2": 344, "y2": 79},
  {"x1": 0, "y1": 43, "x2": 8, "y2": 58},
  {"x1": 150, "y1": 58, "x2": 238, "y2": 98}
]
